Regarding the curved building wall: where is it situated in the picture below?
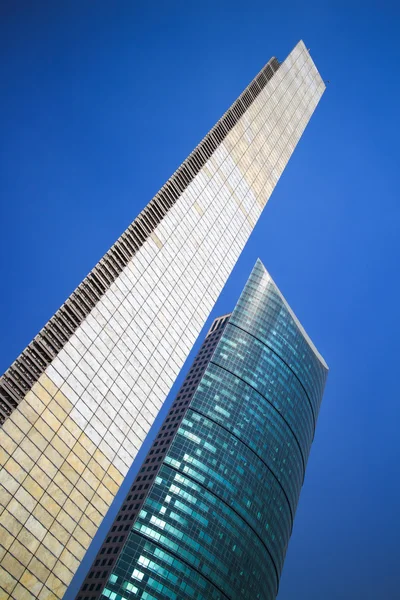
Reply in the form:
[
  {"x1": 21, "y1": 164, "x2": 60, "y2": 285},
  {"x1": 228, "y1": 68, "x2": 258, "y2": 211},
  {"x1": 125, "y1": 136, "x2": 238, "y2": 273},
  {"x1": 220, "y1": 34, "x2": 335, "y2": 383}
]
[{"x1": 98, "y1": 259, "x2": 328, "y2": 600}]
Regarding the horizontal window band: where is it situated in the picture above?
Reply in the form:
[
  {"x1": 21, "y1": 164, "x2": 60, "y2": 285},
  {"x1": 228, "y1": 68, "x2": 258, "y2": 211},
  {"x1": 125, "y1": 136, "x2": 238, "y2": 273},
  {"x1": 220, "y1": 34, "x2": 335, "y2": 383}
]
[
  {"x1": 227, "y1": 321, "x2": 317, "y2": 435},
  {"x1": 162, "y1": 461, "x2": 280, "y2": 594},
  {"x1": 208, "y1": 359, "x2": 308, "y2": 481},
  {"x1": 187, "y1": 404, "x2": 296, "y2": 529}
]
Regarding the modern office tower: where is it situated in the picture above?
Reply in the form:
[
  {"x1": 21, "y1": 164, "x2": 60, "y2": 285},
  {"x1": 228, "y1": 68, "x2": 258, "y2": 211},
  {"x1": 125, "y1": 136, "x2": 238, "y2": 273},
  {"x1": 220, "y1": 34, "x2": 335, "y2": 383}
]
[
  {"x1": 76, "y1": 259, "x2": 328, "y2": 600},
  {"x1": 0, "y1": 41, "x2": 325, "y2": 600},
  {"x1": 76, "y1": 314, "x2": 230, "y2": 600}
]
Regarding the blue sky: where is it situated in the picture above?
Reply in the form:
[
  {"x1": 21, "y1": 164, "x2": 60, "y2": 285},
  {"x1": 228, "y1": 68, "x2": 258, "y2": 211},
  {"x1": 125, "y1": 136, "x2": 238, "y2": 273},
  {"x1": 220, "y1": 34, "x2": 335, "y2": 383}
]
[{"x1": 1, "y1": 2, "x2": 400, "y2": 599}]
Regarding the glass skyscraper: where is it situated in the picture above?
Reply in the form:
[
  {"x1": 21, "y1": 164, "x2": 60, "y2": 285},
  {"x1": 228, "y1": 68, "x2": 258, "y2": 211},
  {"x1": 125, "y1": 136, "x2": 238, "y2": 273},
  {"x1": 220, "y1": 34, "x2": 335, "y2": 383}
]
[
  {"x1": 0, "y1": 42, "x2": 325, "y2": 600},
  {"x1": 77, "y1": 260, "x2": 328, "y2": 600}
]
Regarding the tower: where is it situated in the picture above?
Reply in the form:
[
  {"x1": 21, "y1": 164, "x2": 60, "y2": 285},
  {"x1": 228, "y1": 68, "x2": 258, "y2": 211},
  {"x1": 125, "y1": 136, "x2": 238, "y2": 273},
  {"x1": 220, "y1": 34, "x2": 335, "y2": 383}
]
[
  {"x1": 76, "y1": 260, "x2": 328, "y2": 600},
  {"x1": 0, "y1": 41, "x2": 325, "y2": 600}
]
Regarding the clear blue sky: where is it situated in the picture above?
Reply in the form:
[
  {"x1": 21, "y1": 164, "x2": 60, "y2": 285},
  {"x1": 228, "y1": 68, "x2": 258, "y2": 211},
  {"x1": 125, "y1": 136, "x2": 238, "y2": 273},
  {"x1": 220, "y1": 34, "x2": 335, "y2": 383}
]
[{"x1": 1, "y1": 2, "x2": 400, "y2": 599}]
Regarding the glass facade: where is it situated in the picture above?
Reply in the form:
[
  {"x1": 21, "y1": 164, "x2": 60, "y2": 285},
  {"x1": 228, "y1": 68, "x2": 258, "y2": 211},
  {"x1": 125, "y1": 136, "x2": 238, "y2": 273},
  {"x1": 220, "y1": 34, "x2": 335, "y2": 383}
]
[{"x1": 97, "y1": 260, "x2": 328, "y2": 600}]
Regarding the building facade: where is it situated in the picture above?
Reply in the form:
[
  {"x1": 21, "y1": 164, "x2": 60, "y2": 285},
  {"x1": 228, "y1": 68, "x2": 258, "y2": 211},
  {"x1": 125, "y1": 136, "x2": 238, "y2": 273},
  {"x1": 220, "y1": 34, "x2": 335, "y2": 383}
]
[
  {"x1": 0, "y1": 41, "x2": 325, "y2": 599},
  {"x1": 76, "y1": 260, "x2": 328, "y2": 600},
  {"x1": 76, "y1": 315, "x2": 230, "y2": 600}
]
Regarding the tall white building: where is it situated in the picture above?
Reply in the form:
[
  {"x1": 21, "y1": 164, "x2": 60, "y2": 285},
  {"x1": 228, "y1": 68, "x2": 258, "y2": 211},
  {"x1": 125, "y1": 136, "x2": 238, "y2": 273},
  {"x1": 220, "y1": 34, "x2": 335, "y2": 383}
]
[{"x1": 0, "y1": 40, "x2": 325, "y2": 600}]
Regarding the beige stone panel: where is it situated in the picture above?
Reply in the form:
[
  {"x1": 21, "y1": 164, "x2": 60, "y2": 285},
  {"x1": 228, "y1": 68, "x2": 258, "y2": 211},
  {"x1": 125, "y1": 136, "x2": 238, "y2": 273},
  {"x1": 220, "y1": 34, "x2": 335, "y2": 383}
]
[
  {"x1": 0, "y1": 431, "x2": 17, "y2": 457},
  {"x1": 0, "y1": 586, "x2": 11, "y2": 600},
  {"x1": 78, "y1": 432, "x2": 96, "y2": 457},
  {"x1": 24, "y1": 391, "x2": 46, "y2": 418},
  {"x1": 59, "y1": 462, "x2": 79, "y2": 487},
  {"x1": 85, "y1": 503, "x2": 103, "y2": 527},
  {"x1": 72, "y1": 441, "x2": 91, "y2": 466},
  {"x1": 39, "y1": 492, "x2": 63, "y2": 516},
  {"x1": 93, "y1": 448, "x2": 110, "y2": 471},
  {"x1": 49, "y1": 436, "x2": 69, "y2": 460},
  {"x1": 1, "y1": 552, "x2": 25, "y2": 580},
  {"x1": 32, "y1": 505, "x2": 54, "y2": 531},
  {"x1": 28, "y1": 428, "x2": 48, "y2": 453},
  {"x1": 11, "y1": 582, "x2": 35, "y2": 600},
  {"x1": 0, "y1": 487, "x2": 13, "y2": 511},
  {"x1": 27, "y1": 557, "x2": 50, "y2": 585},
  {"x1": 37, "y1": 586, "x2": 55, "y2": 600},
  {"x1": 0, "y1": 472, "x2": 19, "y2": 496},
  {"x1": 71, "y1": 525, "x2": 90, "y2": 549},
  {"x1": 21, "y1": 570, "x2": 43, "y2": 597},
  {"x1": 22, "y1": 477, "x2": 45, "y2": 503},
  {"x1": 53, "y1": 391, "x2": 73, "y2": 414},
  {"x1": 0, "y1": 566, "x2": 17, "y2": 594},
  {"x1": 87, "y1": 457, "x2": 105, "y2": 481},
  {"x1": 2, "y1": 510, "x2": 23, "y2": 538},
  {"x1": 34, "y1": 545, "x2": 57, "y2": 571},
  {"x1": 41, "y1": 409, "x2": 61, "y2": 434},
  {"x1": 7, "y1": 499, "x2": 29, "y2": 526},
  {"x1": 47, "y1": 480, "x2": 68, "y2": 506},
  {"x1": 69, "y1": 488, "x2": 89, "y2": 512},
  {"x1": 52, "y1": 472, "x2": 73, "y2": 497},
  {"x1": 8, "y1": 540, "x2": 32, "y2": 573},
  {"x1": 0, "y1": 547, "x2": 6, "y2": 563},
  {"x1": 102, "y1": 473, "x2": 119, "y2": 496},
  {"x1": 63, "y1": 496, "x2": 84, "y2": 521},
  {"x1": 0, "y1": 448, "x2": 10, "y2": 468},
  {"x1": 37, "y1": 374, "x2": 58, "y2": 399},
  {"x1": 33, "y1": 419, "x2": 54, "y2": 444},
  {"x1": 24, "y1": 516, "x2": 47, "y2": 543},
  {"x1": 4, "y1": 457, "x2": 28, "y2": 485},
  {"x1": 17, "y1": 528, "x2": 41, "y2": 555},
  {"x1": 17, "y1": 400, "x2": 40, "y2": 428},
  {"x1": 30, "y1": 465, "x2": 51, "y2": 491},
  {"x1": 46, "y1": 401, "x2": 67, "y2": 425},
  {"x1": 96, "y1": 483, "x2": 113, "y2": 506},
  {"x1": 43, "y1": 573, "x2": 66, "y2": 598},
  {"x1": 20, "y1": 438, "x2": 42, "y2": 463},
  {"x1": 16, "y1": 569, "x2": 43, "y2": 599},
  {"x1": 65, "y1": 452, "x2": 85, "y2": 476},
  {"x1": 78, "y1": 514, "x2": 98, "y2": 538},
  {"x1": 51, "y1": 561, "x2": 73, "y2": 587},
  {"x1": 91, "y1": 492, "x2": 108, "y2": 517},
  {"x1": 0, "y1": 524, "x2": 15, "y2": 551},
  {"x1": 1, "y1": 420, "x2": 23, "y2": 445},
  {"x1": 75, "y1": 478, "x2": 95, "y2": 502},
  {"x1": 65, "y1": 537, "x2": 85, "y2": 561},
  {"x1": 150, "y1": 232, "x2": 163, "y2": 249},
  {"x1": 37, "y1": 455, "x2": 57, "y2": 480},
  {"x1": 62, "y1": 416, "x2": 81, "y2": 441},
  {"x1": 107, "y1": 463, "x2": 124, "y2": 486},
  {"x1": 43, "y1": 445, "x2": 63, "y2": 470},
  {"x1": 8, "y1": 411, "x2": 31, "y2": 436},
  {"x1": 47, "y1": 519, "x2": 68, "y2": 547},
  {"x1": 41, "y1": 532, "x2": 63, "y2": 559},
  {"x1": 58, "y1": 548, "x2": 78, "y2": 573},
  {"x1": 56, "y1": 509, "x2": 75, "y2": 534},
  {"x1": 81, "y1": 467, "x2": 100, "y2": 493}
]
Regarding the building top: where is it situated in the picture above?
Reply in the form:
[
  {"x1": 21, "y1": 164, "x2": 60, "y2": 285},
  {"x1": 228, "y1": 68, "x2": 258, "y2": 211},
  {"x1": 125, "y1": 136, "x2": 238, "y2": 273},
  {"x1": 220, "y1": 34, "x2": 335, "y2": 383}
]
[{"x1": 255, "y1": 259, "x2": 328, "y2": 370}]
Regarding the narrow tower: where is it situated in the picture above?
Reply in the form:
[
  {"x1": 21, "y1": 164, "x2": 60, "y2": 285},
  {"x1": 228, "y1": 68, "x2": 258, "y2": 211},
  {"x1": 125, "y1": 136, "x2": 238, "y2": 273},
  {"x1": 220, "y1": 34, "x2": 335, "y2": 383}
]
[
  {"x1": 76, "y1": 260, "x2": 328, "y2": 600},
  {"x1": 0, "y1": 41, "x2": 325, "y2": 600}
]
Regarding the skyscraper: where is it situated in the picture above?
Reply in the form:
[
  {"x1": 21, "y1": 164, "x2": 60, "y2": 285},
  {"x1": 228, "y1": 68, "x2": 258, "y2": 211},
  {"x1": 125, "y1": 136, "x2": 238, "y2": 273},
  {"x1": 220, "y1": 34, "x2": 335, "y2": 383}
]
[
  {"x1": 76, "y1": 260, "x2": 328, "y2": 600},
  {"x1": 0, "y1": 41, "x2": 325, "y2": 600}
]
